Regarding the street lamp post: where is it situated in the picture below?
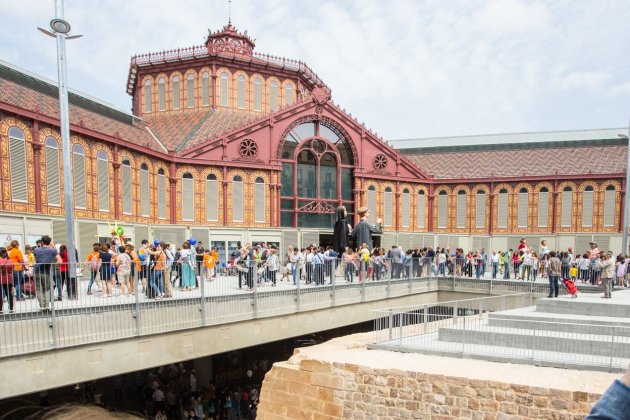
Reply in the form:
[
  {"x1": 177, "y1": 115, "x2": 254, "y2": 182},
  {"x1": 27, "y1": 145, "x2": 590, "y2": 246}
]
[
  {"x1": 39, "y1": 0, "x2": 82, "y2": 277},
  {"x1": 620, "y1": 120, "x2": 630, "y2": 257}
]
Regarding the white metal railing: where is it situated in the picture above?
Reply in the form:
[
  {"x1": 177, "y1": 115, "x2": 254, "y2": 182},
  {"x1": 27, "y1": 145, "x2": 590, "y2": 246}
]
[{"x1": 0, "y1": 257, "x2": 573, "y2": 358}]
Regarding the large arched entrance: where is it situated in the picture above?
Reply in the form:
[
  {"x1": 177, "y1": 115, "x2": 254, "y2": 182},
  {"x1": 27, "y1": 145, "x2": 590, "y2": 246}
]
[{"x1": 280, "y1": 119, "x2": 354, "y2": 228}]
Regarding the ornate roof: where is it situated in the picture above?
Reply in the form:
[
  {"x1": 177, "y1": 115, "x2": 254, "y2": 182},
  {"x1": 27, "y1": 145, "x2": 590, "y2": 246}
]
[{"x1": 205, "y1": 22, "x2": 255, "y2": 56}]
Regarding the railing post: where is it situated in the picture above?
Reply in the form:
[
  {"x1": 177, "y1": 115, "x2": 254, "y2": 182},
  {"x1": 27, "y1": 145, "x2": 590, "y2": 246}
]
[
  {"x1": 398, "y1": 313, "x2": 403, "y2": 348},
  {"x1": 387, "y1": 272, "x2": 391, "y2": 299},
  {"x1": 609, "y1": 326, "x2": 616, "y2": 372},
  {"x1": 199, "y1": 264, "x2": 206, "y2": 326},
  {"x1": 49, "y1": 268, "x2": 57, "y2": 349},
  {"x1": 461, "y1": 315, "x2": 466, "y2": 355},
  {"x1": 361, "y1": 275, "x2": 366, "y2": 302},
  {"x1": 252, "y1": 266, "x2": 258, "y2": 318},
  {"x1": 490, "y1": 277, "x2": 493, "y2": 294},
  {"x1": 531, "y1": 323, "x2": 536, "y2": 361},
  {"x1": 388, "y1": 309, "x2": 393, "y2": 341},
  {"x1": 331, "y1": 260, "x2": 336, "y2": 307},
  {"x1": 296, "y1": 268, "x2": 301, "y2": 312},
  {"x1": 135, "y1": 269, "x2": 141, "y2": 336}
]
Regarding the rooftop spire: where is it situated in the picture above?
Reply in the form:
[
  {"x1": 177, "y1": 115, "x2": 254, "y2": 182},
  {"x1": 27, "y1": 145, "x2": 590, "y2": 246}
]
[{"x1": 228, "y1": 0, "x2": 231, "y2": 25}]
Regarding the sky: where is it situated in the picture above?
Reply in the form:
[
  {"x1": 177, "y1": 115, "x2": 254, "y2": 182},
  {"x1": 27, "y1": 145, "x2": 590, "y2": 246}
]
[{"x1": 1, "y1": 0, "x2": 629, "y2": 140}]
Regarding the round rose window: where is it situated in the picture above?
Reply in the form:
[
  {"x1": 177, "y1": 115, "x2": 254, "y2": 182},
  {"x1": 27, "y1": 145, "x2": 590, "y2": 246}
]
[
  {"x1": 239, "y1": 139, "x2": 258, "y2": 158},
  {"x1": 373, "y1": 154, "x2": 388, "y2": 170}
]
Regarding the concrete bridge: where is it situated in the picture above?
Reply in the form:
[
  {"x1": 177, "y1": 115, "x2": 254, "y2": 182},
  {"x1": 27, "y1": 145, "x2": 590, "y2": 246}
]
[{"x1": 0, "y1": 276, "x2": 556, "y2": 398}]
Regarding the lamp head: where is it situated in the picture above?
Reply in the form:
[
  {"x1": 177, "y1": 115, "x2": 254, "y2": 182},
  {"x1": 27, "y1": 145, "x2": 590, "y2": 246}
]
[{"x1": 50, "y1": 18, "x2": 71, "y2": 34}]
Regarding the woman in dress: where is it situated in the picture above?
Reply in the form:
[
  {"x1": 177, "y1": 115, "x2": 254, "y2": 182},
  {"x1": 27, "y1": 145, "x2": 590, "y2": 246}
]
[
  {"x1": 99, "y1": 243, "x2": 113, "y2": 297},
  {"x1": 179, "y1": 242, "x2": 196, "y2": 290}
]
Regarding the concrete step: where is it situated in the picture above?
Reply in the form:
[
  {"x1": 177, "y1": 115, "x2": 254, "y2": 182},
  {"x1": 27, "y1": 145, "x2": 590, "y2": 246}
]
[
  {"x1": 535, "y1": 291, "x2": 630, "y2": 318},
  {"x1": 437, "y1": 323, "x2": 630, "y2": 357},
  {"x1": 487, "y1": 311, "x2": 630, "y2": 336}
]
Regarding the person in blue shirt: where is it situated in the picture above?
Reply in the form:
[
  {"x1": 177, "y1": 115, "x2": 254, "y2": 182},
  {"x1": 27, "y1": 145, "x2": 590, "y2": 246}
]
[
  {"x1": 33, "y1": 235, "x2": 58, "y2": 310},
  {"x1": 587, "y1": 363, "x2": 630, "y2": 419}
]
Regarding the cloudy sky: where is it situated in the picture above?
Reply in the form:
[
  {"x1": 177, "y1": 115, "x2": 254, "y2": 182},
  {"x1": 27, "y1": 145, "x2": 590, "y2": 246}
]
[{"x1": 1, "y1": 0, "x2": 629, "y2": 140}]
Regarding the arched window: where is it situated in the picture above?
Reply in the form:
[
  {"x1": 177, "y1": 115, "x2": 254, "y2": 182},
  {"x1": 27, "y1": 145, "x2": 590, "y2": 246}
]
[
  {"x1": 8, "y1": 127, "x2": 27, "y2": 202},
  {"x1": 253, "y1": 78, "x2": 262, "y2": 112},
  {"x1": 206, "y1": 173, "x2": 218, "y2": 222},
  {"x1": 143, "y1": 80, "x2": 152, "y2": 113},
  {"x1": 72, "y1": 144, "x2": 86, "y2": 209},
  {"x1": 182, "y1": 172, "x2": 194, "y2": 221},
  {"x1": 121, "y1": 158, "x2": 132, "y2": 215},
  {"x1": 538, "y1": 187, "x2": 549, "y2": 227},
  {"x1": 604, "y1": 185, "x2": 616, "y2": 227},
  {"x1": 383, "y1": 187, "x2": 393, "y2": 227},
  {"x1": 45, "y1": 137, "x2": 61, "y2": 206},
  {"x1": 367, "y1": 185, "x2": 377, "y2": 225},
  {"x1": 456, "y1": 190, "x2": 466, "y2": 228},
  {"x1": 437, "y1": 191, "x2": 448, "y2": 229},
  {"x1": 280, "y1": 120, "x2": 354, "y2": 228},
  {"x1": 232, "y1": 175, "x2": 244, "y2": 222},
  {"x1": 517, "y1": 188, "x2": 528, "y2": 228},
  {"x1": 158, "y1": 78, "x2": 166, "y2": 111},
  {"x1": 561, "y1": 187, "x2": 573, "y2": 227},
  {"x1": 220, "y1": 72, "x2": 229, "y2": 107},
  {"x1": 401, "y1": 188, "x2": 410, "y2": 228},
  {"x1": 236, "y1": 75, "x2": 246, "y2": 109},
  {"x1": 475, "y1": 190, "x2": 486, "y2": 229},
  {"x1": 254, "y1": 177, "x2": 265, "y2": 223},
  {"x1": 186, "y1": 74, "x2": 195, "y2": 108},
  {"x1": 417, "y1": 190, "x2": 426, "y2": 229},
  {"x1": 497, "y1": 188, "x2": 508, "y2": 228},
  {"x1": 157, "y1": 168, "x2": 166, "y2": 219},
  {"x1": 285, "y1": 83, "x2": 293, "y2": 106},
  {"x1": 96, "y1": 150, "x2": 109, "y2": 211},
  {"x1": 201, "y1": 72, "x2": 210, "y2": 107},
  {"x1": 172, "y1": 76, "x2": 180, "y2": 110},
  {"x1": 269, "y1": 80, "x2": 278, "y2": 111},
  {"x1": 140, "y1": 163, "x2": 150, "y2": 217},
  {"x1": 582, "y1": 186, "x2": 594, "y2": 227}
]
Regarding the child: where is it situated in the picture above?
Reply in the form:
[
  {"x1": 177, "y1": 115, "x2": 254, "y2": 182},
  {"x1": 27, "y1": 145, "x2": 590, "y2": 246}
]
[
  {"x1": 203, "y1": 249, "x2": 215, "y2": 281},
  {"x1": 570, "y1": 263, "x2": 578, "y2": 282},
  {"x1": 616, "y1": 256, "x2": 627, "y2": 287}
]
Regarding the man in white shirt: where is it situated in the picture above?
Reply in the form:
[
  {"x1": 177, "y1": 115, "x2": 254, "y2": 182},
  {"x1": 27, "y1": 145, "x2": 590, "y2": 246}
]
[{"x1": 491, "y1": 251, "x2": 500, "y2": 279}]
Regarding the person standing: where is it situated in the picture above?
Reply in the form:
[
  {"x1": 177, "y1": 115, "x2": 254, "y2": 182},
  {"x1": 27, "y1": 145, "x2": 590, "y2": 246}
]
[
  {"x1": 351, "y1": 207, "x2": 382, "y2": 251},
  {"x1": 598, "y1": 251, "x2": 615, "y2": 299},
  {"x1": 33, "y1": 235, "x2": 58, "y2": 310},
  {"x1": 491, "y1": 251, "x2": 499, "y2": 279},
  {"x1": 265, "y1": 247, "x2": 279, "y2": 286},
  {"x1": 333, "y1": 206, "x2": 351, "y2": 256},
  {"x1": 0, "y1": 248, "x2": 14, "y2": 313},
  {"x1": 179, "y1": 242, "x2": 196, "y2": 291},
  {"x1": 7, "y1": 240, "x2": 25, "y2": 301},
  {"x1": 548, "y1": 251, "x2": 561, "y2": 298}
]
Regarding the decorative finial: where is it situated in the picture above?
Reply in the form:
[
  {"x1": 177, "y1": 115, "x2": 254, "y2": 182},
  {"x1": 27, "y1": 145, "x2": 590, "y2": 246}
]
[{"x1": 228, "y1": 0, "x2": 232, "y2": 24}]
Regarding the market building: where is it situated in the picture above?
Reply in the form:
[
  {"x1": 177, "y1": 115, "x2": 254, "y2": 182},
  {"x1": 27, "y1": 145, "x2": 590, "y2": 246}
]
[{"x1": 0, "y1": 22, "x2": 626, "y2": 259}]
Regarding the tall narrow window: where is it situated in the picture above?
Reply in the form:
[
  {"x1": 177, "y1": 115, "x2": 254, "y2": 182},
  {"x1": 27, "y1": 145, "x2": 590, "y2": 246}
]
[
  {"x1": 72, "y1": 144, "x2": 86, "y2": 209},
  {"x1": 437, "y1": 191, "x2": 448, "y2": 229},
  {"x1": 561, "y1": 187, "x2": 573, "y2": 227},
  {"x1": 497, "y1": 189, "x2": 508, "y2": 228},
  {"x1": 538, "y1": 187, "x2": 549, "y2": 227},
  {"x1": 269, "y1": 80, "x2": 278, "y2": 111},
  {"x1": 603, "y1": 186, "x2": 616, "y2": 227},
  {"x1": 172, "y1": 76, "x2": 180, "y2": 110},
  {"x1": 201, "y1": 72, "x2": 210, "y2": 107},
  {"x1": 45, "y1": 137, "x2": 60, "y2": 206},
  {"x1": 121, "y1": 158, "x2": 132, "y2": 215},
  {"x1": 285, "y1": 83, "x2": 293, "y2": 106},
  {"x1": 186, "y1": 74, "x2": 195, "y2": 108},
  {"x1": 8, "y1": 127, "x2": 27, "y2": 202},
  {"x1": 157, "y1": 168, "x2": 166, "y2": 219},
  {"x1": 140, "y1": 163, "x2": 150, "y2": 217},
  {"x1": 143, "y1": 80, "x2": 152, "y2": 113},
  {"x1": 158, "y1": 78, "x2": 166, "y2": 111},
  {"x1": 475, "y1": 190, "x2": 486, "y2": 228},
  {"x1": 96, "y1": 150, "x2": 109, "y2": 211},
  {"x1": 582, "y1": 186, "x2": 594, "y2": 227},
  {"x1": 220, "y1": 72, "x2": 229, "y2": 107},
  {"x1": 367, "y1": 186, "x2": 377, "y2": 224},
  {"x1": 401, "y1": 188, "x2": 410, "y2": 228},
  {"x1": 206, "y1": 174, "x2": 218, "y2": 221},
  {"x1": 456, "y1": 190, "x2": 466, "y2": 228},
  {"x1": 237, "y1": 75, "x2": 245, "y2": 109},
  {"x1": 254, "y1": 177, "x2": 265, "y2": 223},
  {"x1": 182, "y1": 172, "x2": 194, "y2": 221},
  {"x1": 253, "y1": 78, "x2": 262, "y2": 111},
  {"x1": 232, "y1": 175, "x2": 243, "y2": 222},
  {"x1": 517, "y1": 188, "x2": 528, "y2": 228},
  {"x1": 383, "y1": 187, "x2": 393, "y2": 227},
  {"x1": 417, "y1": 190, "x2": 426, "y2": 229}
]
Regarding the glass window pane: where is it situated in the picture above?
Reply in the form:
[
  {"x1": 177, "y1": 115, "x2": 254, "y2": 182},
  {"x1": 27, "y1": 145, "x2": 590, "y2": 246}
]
[
  {"x1": 285, "y1": 84, "x2": 293, "y2": 106},
  {"x1": 320, "y1": 162, "x2": 337, "y2": 199},
  {"x1": 254, "y1": 78, "x2": 262, "y2": 111},
  {"x1": 281, "y1": 163, "x2": 293, "y2": 196},
  {"x1": 237, "y1": 76, "x2": 245, "y2": 109},
  {"x1": 281, "y1": 212, "x2": 294, "y2": 227},
  {"x1": 320, "y1": 125, "x2": 340, "y2": 143},
  {"x1": 298, "y1": 213, "x2": 333, "y2": 228},
  {"x1": 341, "y1": 168, "x2": 352, "y2": 200},
  {"x1": 186, "y1": 76, "x2": 194, "y2": 108},
  {"x1": 292, "y1": 123, "x2": 315, "y2": 140},
  {"x1": 270, "y1": 81, "x2": 278, "y2": 111},
  {"x1": 202, "y1": 73, "x2": 210, "y2": 106}
]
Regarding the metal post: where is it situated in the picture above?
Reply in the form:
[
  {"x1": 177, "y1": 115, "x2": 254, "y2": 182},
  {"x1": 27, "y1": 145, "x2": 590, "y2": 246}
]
[
  {"x1": 398, "y1": 313, "x2": 403, "y2": 348},
  {"x1": 609, "y1": 326, "x2": 616, "y2": 371},
  {"x1": 296, "y1": 266, "x2": 301, "y2": 312},
  {"x1": 199, "y1": 264, "x2": 206, "y2": 326},
  {"x1": 252, "y1": 265, "x2": 258, "y2": 318},
  {"x1": 386, "y1": 271, "x2": 391, "y2": 299},
  {"x1": 135, "y1": 272, "x2": 141, "y2": 336},
  {"x1": 388, "y1": 309, "x2": 393, "y2": 341},
  {"x1": 331, "y1": 260, "x2": 336, "y2": 307},
  {"x1": 622, "y1": 121, "x2": 630, "y2": 256},
  {"x1": 54, "y1": 0, "x2": 78, "y2": 279},
  {"x1": 50, "y1": 270, "x2": 57, "y2": 348}
]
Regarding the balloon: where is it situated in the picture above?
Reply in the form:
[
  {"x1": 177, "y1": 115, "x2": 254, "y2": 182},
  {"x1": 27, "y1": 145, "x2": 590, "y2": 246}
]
[
  {"x1": 116, "y1": 226, "x2": 125, "y2": 236},
  {"x1": 189, "y1": 237, "x2": 197, "y2": 246},
  {"x1": 154, "y1": 240, "x2": 160, "y2": 248}
]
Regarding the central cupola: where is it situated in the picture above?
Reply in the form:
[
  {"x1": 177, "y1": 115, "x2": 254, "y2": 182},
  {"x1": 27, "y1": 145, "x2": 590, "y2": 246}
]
[{"x1": 205, "y1": 22, "x2": 256, "y2": 56}]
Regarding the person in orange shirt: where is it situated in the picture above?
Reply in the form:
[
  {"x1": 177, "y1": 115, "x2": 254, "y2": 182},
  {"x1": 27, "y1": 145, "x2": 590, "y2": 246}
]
[
  {"x1": 7, "y1": 240, "x2": 25, "y2": 300},
  {"x1": 203, "y1": 249, "x2": 215, "y2": 281},
  {"x1": 212, "y1": 247, "x2": 219, "y2": 278},
  {"x1": 86, "y1": 243, "x2": 102, "y2": 295},
  {"x1": 149, "y1": 242, "x2": 167, "y2": 299}
]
